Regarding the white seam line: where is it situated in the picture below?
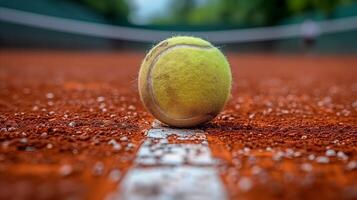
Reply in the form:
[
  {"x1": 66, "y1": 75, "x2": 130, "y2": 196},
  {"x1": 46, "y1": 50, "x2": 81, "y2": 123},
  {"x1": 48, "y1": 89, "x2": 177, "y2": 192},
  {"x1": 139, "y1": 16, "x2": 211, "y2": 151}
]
[
  {"x1": 106, "y1": 120, "x2": 227, "y2": 200},
  {"x1": 146, "y1": 44, "x2": 214, "y2": 124}
]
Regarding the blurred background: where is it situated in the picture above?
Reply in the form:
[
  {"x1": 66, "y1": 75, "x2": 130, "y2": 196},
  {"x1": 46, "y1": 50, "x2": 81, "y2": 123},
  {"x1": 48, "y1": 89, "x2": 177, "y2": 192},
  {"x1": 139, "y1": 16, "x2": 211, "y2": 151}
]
[{"x1": 0, "y1": 0, "x2": 357, "y2": 52}]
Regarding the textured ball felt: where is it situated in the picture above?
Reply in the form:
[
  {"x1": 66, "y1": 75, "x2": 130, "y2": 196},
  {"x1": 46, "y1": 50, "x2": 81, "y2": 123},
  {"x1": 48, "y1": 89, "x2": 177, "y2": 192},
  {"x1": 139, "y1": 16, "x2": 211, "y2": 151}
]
[{"x1": 138, "y1": 36, "x2": 232, "y2": 127}]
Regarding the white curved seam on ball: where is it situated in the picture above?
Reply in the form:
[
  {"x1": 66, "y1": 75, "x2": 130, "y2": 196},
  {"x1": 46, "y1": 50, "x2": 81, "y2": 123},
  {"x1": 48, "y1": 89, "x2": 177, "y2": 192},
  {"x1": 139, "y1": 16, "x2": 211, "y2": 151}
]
[{"x1": 147, "y1": 44, "x2": 214, "y2": 122}]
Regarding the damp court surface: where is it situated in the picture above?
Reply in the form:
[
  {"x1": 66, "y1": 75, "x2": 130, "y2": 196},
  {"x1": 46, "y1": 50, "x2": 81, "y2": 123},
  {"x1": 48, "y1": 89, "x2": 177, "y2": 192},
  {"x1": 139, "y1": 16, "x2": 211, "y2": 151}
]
[{"x1": 0, "y1": 50, "x2": 356, "y2": 200}]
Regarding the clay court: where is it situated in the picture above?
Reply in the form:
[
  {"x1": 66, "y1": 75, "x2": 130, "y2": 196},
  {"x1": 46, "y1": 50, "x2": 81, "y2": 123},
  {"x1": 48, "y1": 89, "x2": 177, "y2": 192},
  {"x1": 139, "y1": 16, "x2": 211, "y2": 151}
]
[
  {"x1": 0, "y1": 50, "x2": 356, "y2": 199},
  {"x1": 1, "y1": 1, "x2": 357, "y2": 199}
]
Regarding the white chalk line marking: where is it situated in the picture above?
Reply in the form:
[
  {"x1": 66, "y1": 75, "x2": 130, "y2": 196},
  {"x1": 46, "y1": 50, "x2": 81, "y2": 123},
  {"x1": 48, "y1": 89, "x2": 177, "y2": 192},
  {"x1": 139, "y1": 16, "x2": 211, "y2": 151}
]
[
  {"x1": 136, "y1": 140, "x2": 213, "y2": 166},
  {"x1": 147, "y1": 126, "x2": 206, "y2": 140},
  {"x1": 107, "y1": 121, "x2": 227, "y2": 200},
  {"x1": 118, "y1": 167, "x2": 225, "y2": 200}
]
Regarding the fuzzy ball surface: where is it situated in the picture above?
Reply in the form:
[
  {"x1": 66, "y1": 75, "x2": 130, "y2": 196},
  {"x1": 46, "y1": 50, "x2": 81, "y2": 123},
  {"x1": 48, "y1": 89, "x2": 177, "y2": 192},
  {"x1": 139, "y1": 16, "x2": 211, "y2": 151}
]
[{"x1": 138, "y1": 36, "x2": 232, "y2": 127}]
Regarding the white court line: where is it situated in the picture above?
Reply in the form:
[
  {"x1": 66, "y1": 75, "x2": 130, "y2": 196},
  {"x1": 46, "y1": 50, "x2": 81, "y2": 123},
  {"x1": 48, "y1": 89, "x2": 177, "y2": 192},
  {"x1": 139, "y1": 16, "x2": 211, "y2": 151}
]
[
  {"x1": 118, "y1": 167, "x2": 225, "y2": 200},
  {"x1": 107, "y1": 121, "x2": 227, "y2": 200},
  {"x1": 136, "y1": 140, "x2": 214, "y2": 166}
]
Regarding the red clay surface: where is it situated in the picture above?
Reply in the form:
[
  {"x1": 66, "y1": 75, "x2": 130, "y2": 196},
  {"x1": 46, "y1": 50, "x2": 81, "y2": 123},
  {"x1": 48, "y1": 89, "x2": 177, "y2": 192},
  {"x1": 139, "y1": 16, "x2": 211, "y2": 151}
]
[{"x1": 0, "y1": 50, "x2": 356, "y2": 200}]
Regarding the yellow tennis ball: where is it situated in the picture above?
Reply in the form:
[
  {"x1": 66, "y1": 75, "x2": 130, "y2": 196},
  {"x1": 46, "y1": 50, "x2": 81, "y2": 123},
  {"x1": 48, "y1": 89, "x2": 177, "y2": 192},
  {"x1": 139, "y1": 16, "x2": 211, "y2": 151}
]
[{"x1": 138, "y1": 36, "x2": 232, "y2": 127}]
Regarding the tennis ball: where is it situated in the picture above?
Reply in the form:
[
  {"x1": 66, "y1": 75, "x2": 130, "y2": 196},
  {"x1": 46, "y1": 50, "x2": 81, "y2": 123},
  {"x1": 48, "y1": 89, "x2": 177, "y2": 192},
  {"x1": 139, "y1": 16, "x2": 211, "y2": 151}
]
[{"x1": 138, "y1": 36, "x2": 232, "y2": 127}]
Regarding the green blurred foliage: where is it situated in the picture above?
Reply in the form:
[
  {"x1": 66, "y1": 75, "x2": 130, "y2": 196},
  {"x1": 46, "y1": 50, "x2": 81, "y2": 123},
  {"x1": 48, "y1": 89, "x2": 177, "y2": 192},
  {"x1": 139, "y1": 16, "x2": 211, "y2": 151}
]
[
  {"x1": 71, "y1": 0, "x2": 129, "y2": 23},
  {"x1": 70, "y1": 0, "x2": 355, "y2": 26},
  {"x1": 154, "y1": 0, "x2": 354, "y2": 27},
  {"x1": 287, "y1": 0, "x2": 351, "y2": 15}
]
